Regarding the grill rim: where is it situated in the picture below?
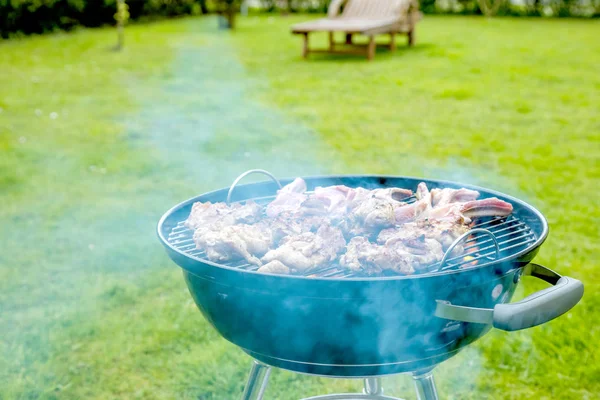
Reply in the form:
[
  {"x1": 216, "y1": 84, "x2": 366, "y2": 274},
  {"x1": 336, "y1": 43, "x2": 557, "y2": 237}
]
[{"x1": 157, "y1": 174, "x2": 549, "y2": 281}]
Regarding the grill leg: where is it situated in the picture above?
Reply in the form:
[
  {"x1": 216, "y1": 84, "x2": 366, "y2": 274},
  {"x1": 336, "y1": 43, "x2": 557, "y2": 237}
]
[
  {"x1": 412, "y1": 370, "x2": 439, "y2": 400},
  {"x1": 241, "y1": 361, "x2": 271, "y2": 400}
]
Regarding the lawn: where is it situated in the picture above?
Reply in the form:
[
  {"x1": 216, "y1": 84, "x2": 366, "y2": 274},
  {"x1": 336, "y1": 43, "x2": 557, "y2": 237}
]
[{"x1": 0, "y1": 13, "x2": 598, "y2": 400}]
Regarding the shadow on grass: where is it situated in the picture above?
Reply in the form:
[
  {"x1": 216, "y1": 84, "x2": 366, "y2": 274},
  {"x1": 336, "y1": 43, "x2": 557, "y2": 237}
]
[{"x1": 303, "y1": 42, "x2": 436, "y2": 63}]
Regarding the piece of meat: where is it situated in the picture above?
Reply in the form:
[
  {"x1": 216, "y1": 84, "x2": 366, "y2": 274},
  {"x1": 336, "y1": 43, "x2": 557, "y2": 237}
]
[
  {"x1": 340, "y1": 235, "x2": 442, "y2": 275},
  {"x1": 266, "y1": 181, "x2": 412, "y2": 223},
  {"x1": 264, "y1": 214, "x2": 324, "y2": 244},
  {"x1": 350, "y1": 197, "x2": 397, "y2": 230},
  {"x1": 311, "y1": 185, "x2": 353, "y2": 217},
  {"x1": 340, "y1": 186, "x2": 413, "y2": 234},
  {"x1": 257, "y1": 260, "x2": 290, "y2": 275},
  {"x1": 261, "y1": 224, "x2": 345, "y2": 273},
  {"x1": 460, "y1": 198, "x2": 513, "y2": 218},
  {"x1": 378, "y1": 220, "x2": 470, "y2": 251},
  {"x1": 386, "y1": 234, "x2": 444, "y2": 264},
  {"x1": 340, "y1": 237, "x2": 393, "y2": 274},
  {"x1": 417, "y1": 192, "x2": 511, "y2": 224},
  {"x1": 229, "y1": 201, "x2": 263, "y2": 224},
  {"x1": 394, "y1": 182, "x2": 432, "y2": 223},
  {"x1": 266, "y1": 178, "x2": 308, "y2": 218},
  {"x1": 431, "y1": 187, "x2": 480, "y2": 207},
  {"x1": 345, "y1": 187, "x2": 410, "y2": 207},
  {"x1": 185, "y1": 202, "x2": 232, "y2": 230},
  {"x1": 185, "y1": 200, "x2": 262, "y2": 230},
  {"x1": 193, "y1": 223, "x2": 272, "y2": 266},
  {"x1": 372, "y1": 187, "x2": 413, "y2": 202},
  {"x1": 425, "y1": 203, "x2": 471, "y2": 224}
]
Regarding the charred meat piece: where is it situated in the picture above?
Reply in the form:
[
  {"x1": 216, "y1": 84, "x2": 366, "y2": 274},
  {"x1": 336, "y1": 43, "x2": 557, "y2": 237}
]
[
  {"x1": 261, "y1": 224, "x2": 345, "y2": 273},
  {"x1": 193, "y1": 223, "x2": 272, "y2": 266},
  {"x1": 185, "y1": 200, "x2": 262, "y2": 230}
]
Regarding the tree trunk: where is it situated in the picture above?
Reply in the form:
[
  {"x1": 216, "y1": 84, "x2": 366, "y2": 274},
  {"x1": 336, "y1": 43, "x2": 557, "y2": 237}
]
[
  {"x1": 226, "y1": 7, "x2": 235, "y2": 29},
  {"x1": 116, "y1": 0, "x2": 125, "y2": 51},
  {"x1": 199, "y1": 0, "x2": 209, "y2": 14},
  {"x1": 477, "y1": 0, "x2": 504, "y2": 17}
]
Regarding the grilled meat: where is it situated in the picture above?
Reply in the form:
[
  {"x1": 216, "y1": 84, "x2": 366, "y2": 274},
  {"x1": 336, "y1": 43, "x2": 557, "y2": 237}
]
[
  {"x1": 193, "y1": 223, "x2": 272, "y2": 266},
  {"x1": 257, "y1": 260, "x2": 290, "y2": 275},
  {"x1": 393, "y1": 182, "x2": 432, "y2": 223},
  {"x1": 460, "y1": 198, "x2": 513, "y2": 218},
  {"x1": 372, "y1": 187, "x2": 413, "y2": 202},
  {"x1": 184, "y1": 178, "x2": 514, "y2": 277},
  {"x1": 185, "y1": 200, "x2": 262, "y2": 230},
  {"x1": 350, "y1": 197, "x2": 397, "y2": 230},
  {"x1": 378, "y1": 220, "x2": 470, "y2": 251},
  {"x1": 340, "y1": 235, "x2": 443, "y2": 275},
  {"x1": 267, "y1": 214, "x2": 325, "y2": 244},
  {"x1": 425, "y1": 203, "x2": 471, "y2": 224},
  {"x1": 266, "y1": 178, "x2": 308, "y2": 218},
  {"x1": 261, "y1": 224, "x2": 345, "y2": 273},
  {"x1": 267, "y1": 179, "x2": 414, "y2": 224},
  {"x1": 311, "y1": 185, "x2": 353, "y2": 217},
  {"x1": 431, "y1": 187, "x2": 480, "y2": 207}
]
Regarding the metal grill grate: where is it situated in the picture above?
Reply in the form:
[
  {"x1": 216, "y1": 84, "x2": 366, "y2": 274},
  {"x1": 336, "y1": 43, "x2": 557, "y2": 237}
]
[{"x1": 167, "y1": 195, "x2": 537, "y2": 278}]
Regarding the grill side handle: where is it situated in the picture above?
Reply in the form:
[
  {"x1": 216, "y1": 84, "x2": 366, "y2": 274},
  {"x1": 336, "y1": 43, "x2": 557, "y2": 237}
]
[
  {"x1": 435, "y1": 263, "x2": 584, "y2": 332},
  {"x1": 226, "y1": 169, "x2": 282, "y2": 204}
]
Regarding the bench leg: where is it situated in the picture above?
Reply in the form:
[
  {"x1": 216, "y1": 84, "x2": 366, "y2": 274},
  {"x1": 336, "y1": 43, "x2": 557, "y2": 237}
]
[
  {"x1": 408, "y1": 28, "x2": 415, "y2": 47},
  {"x1": 367, "y1": 35, "x2": 375, "y2": 61},
  {"x1": 329, "y1": 32, "x2": 334, "y2": 51},
  {"x1": 345, "y1": 33, "x2": 353, "y2": 45},
  {"x1": 390, "y1": 32, "x2": 396, "y2": 52},
  {"x1": 302, "y1": 33, "x2": 309, "y2": 58}
]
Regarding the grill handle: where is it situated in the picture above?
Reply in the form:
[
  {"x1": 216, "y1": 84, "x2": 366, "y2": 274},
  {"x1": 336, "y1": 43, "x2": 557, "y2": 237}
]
[
  {"x1": 226, "y1": 169, "x2": 282, "y2": 204},
  {"x1": 435, "y1": 263, "x2": 583, "y2": 332}
]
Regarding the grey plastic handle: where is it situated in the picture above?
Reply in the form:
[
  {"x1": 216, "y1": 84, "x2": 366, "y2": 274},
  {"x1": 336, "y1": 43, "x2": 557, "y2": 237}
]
[{"x1": 435, "y1": 263, "x2": 584, "y2": 332}]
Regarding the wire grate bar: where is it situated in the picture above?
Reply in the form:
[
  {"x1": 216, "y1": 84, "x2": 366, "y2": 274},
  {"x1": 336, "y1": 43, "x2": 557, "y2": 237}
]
[
  {"x1": 434, "y1": 230, "x2": 534, "y2": 267},
  {"x1": 461, "y1": 226, "x2": 532, "y2": 252},
  {"x1": 472, "y1": 216, "x2": 511, "y2": 228},
  {"x1": 439, "y1": 237, "x2": 537, "y2": 271}
]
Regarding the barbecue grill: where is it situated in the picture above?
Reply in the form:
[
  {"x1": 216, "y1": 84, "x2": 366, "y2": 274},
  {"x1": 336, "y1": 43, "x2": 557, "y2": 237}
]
[{"x1": 157, "y1": 170, "x2": 583, "y2": 400}]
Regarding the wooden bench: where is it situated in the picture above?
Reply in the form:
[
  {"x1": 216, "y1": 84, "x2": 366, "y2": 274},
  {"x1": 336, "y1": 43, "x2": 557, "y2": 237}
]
[{"x1": 291, "y1": 0, "x2": 421, "y2": 61}]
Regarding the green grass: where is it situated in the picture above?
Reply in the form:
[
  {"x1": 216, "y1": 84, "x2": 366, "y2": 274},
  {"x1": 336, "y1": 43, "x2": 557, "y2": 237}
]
[{"x1": 1, "y1": 14, "x2": 598, "y2": 400}]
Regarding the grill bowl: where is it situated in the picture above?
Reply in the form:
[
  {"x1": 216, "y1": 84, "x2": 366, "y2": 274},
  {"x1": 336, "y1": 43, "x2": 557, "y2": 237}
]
[{"x1": 158, "y1": 175, "x2": 549, "y2": 376}]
